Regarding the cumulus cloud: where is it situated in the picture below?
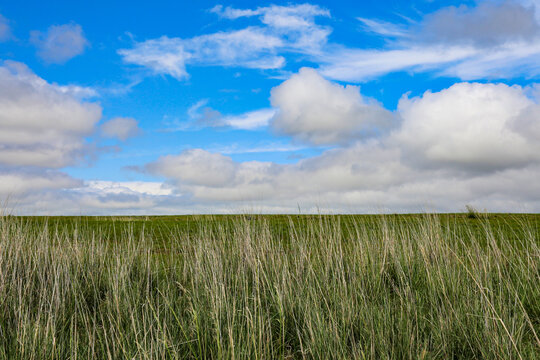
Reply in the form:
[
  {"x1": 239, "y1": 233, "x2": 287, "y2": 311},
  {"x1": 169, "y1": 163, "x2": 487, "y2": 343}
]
[
  {"x1": 141, "y1": 73, "x2": 540, "y2": 213},
  {"x1": 145, "y1": 142, "x2": 410, "y2": 205},
  {"x1": 394, "y1": 82, "x2": 540, "y2": 172},
  {"x1": 30, "y1": 23, "x2": 89, "y2": 64},
  {"x1": 0, "y1": 14, "x2": 11, "y2": 41},
  {"x1": 270, "y1": 68, "x2": 394, "y2": 145},
  {"x1": 2, "y1": 178, "x2": 182, "y2": 215},
  {"x1": 0, "y1": 170, "x2": 81, "y2": 197},
  {"x1": 101, "y1": 117, "x2": 142, "y2": 141},
  {"x1": 7, "y1": 69, "x2": 539, "y2": 214},
  {"x1": 0, "y1": 62, "x2": 166, "y2": 215},
  {"x1": 0, "y1": 61, "x2": 101, "y2": 168},
  {"x1": 9, "y1": 73, "x2": 540, "y2": 214},
  {"x1": 146, "y1": 149, "x2": 238, "y2": 187},
  {"x1": 0, "y1": 61, "x2": 152, "y2": 215},
  {"x1": 143, "y1": 145, "x2": 540, "y2": 213},
  {"x1": 119, "y1": 4, "x2": 329, "y2": 79}
]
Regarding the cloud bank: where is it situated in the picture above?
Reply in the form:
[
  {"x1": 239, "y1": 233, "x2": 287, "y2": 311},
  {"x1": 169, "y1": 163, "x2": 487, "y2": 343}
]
[{"x1": 141, "y1": 68, "x2": 540, "y2": 213}]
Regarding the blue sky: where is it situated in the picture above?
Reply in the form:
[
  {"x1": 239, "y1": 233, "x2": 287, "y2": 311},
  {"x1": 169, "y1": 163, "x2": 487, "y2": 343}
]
[{"x1": 2, "y1": 0, "x2": 540, "y2": 214}]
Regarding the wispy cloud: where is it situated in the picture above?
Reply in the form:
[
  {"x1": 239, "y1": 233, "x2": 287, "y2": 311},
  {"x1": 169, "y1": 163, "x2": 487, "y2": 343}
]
[
  {"x1": 30, "y1": 23, "x2": 89, "y2": 64},
  {"x1": 356, "y1": 17, "x2": 409, "y2": 38},
  {"x1": 119, "y1": 1, "x2": 540, "y2": 82},
  {"x1": 161, "y1": 100, "x2": 275, "y2": 132},
  {"x1": 221, "y1": 108, "x2": 276, "y2": 130},
  {"x1": 82, "y1": 180, "x2": 173, "y2": 196},
  {"x1": 208, "y1": 142, "x2": 308, "y2": 155},
  {"x1": 321, "y1": 0, "x2": 540, "y2": 81},
  {"x1": 118, "y1": 4, "x2": 330, "y2": 80},
  {"x1": 100, "y1": 117, "x2": 142, "y2": 141},
  {"x1": 0, "y1": 13, "x2": 12, "y2": 41}
]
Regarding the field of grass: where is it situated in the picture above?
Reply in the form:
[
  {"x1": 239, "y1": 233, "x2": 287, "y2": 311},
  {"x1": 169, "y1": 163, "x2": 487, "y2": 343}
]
[{"x1": 0, "y1": 213, "x2": 538, "y2": 359}]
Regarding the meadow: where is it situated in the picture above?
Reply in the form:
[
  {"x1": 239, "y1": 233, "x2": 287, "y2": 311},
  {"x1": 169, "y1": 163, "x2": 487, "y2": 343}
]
[{"x1": 0, "y1": 213, "x2": 538, "y2": 359}]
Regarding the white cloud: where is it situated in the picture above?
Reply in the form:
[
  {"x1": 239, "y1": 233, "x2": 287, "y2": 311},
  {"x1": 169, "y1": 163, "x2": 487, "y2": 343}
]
[
  {"x1": 82, "y1": 180, "x2": 173, "y2": 196},
  {"x1": 101, "y1": 117, "x2": 142, "y2": 141},
  {"x1": 8, "y1": 4, "x2": 540, "y2": 214},
  {"x1": 144, "y1": 147, "x2": 540, "y2": 213},
  {"x1": 211, "y1": 4, "x2": 331, "y2": 52},
  {"x1": 166, "y1": 100, "x2": 274, "y2": 131},
  {"x1": 270, "y1": 68, "x2": 394, "y2": 145},
  {"x1": 440, "y1": 40, "x2": 540, "y2": 79},
  {"x1": 394, "y1": 82, "x2": 540, "y2": 172},
  {"x1": 146, "y1": 149, "x2": 238, "y2": 187},
  {"x1": 0, "y1": 14, "x2": 11, "y2": 41},
  {"x1": 54, "y1": 84, "x2": 99, "y2": 98},
  {"x1": 118, "y1": 36, "x2": 189, "y2": 79},
  {"x1": 2, "y1": 60, "x2": 99, "y2": 98},
  {"x1": 30, "y1": 23, "x2": 89, "y2": 64},
  {"x1": 145, "y1": 143, "x2": 406, "y2": 205},
  {"x1": 0, "y1": 62, "x2": 166, "y2": 215},
  {"x1": 222, "y1": 108, "x2": 276, "y2": 129},
  {"x1": 357, "y1": 17, "x2": 409, "y2": 38},
  {"x1": 2, "y1": 179, "x2": 180, "y2": 215},
  {"x1": 119, "y1": 1, "x2": 540, "y2": 82},
  {"x1": 209, "y1": 5, "x2": 259, "y2": 19},
  {"x1": 141, "y1": 75, "x2": 540, "y2": 213},
  {"x1": 5, "y1": 69, "x2": 539, "y2": 215},
  {"x1": 319, "y1": 45, "x2": 478, "y2": 81},
  {"x1": 519, "y1": 0, "x2": 540, "y2": 21},
  {"x1": 0, "y1": 61, "x2": 101, "y2": 168},
  {"x1": 186, "y1": 28, "x2": 285, "y2": 68},
  {"x1": 420, "y1": 1, "x2": 539, "y2": 46},
  {"x1": 211, "y1": 3, "x2": 329, "y2": 22},
  {"x1": 0, "y1": 62, "x2": 151, "y2": 215},
  {"x1": 119, "y1": 29, "x2": 284, "y2": 80},
  {"x1": 210, "y1": 3, "x2": 329, "y2": 33},
  {"x1": 0, "y1": 170, "x2": 81, "y2": 197},
  {"x1": 119, "y1": 4, "x2": 330, "y2": 79},
  {"x1": 321, "y1": 1, "x2": 540, "y2": 81},
  {"x1": 210, "y1": 142, "x2": 307, "y2": 155}
]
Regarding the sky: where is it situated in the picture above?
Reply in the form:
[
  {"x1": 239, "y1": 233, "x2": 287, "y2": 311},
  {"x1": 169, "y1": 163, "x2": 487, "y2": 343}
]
[{"x1": 1, "y1": 0, "x2": 540, "y2": 214}]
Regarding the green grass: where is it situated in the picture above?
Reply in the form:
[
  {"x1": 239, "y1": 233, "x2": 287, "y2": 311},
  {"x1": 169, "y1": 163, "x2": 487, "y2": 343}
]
[{"x1": 0, "y1": 213, "x2": 538, "y2": 359}]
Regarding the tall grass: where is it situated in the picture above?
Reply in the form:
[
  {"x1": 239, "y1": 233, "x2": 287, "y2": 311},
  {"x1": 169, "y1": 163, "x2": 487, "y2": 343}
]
[{"x1": 0, "y1": 214, "x2": 538, "y2": 359}]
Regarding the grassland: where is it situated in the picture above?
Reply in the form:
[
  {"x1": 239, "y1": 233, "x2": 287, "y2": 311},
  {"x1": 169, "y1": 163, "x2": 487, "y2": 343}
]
[{"x1": 0, "y1": 213, "x2": 538, "y2": 359}]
